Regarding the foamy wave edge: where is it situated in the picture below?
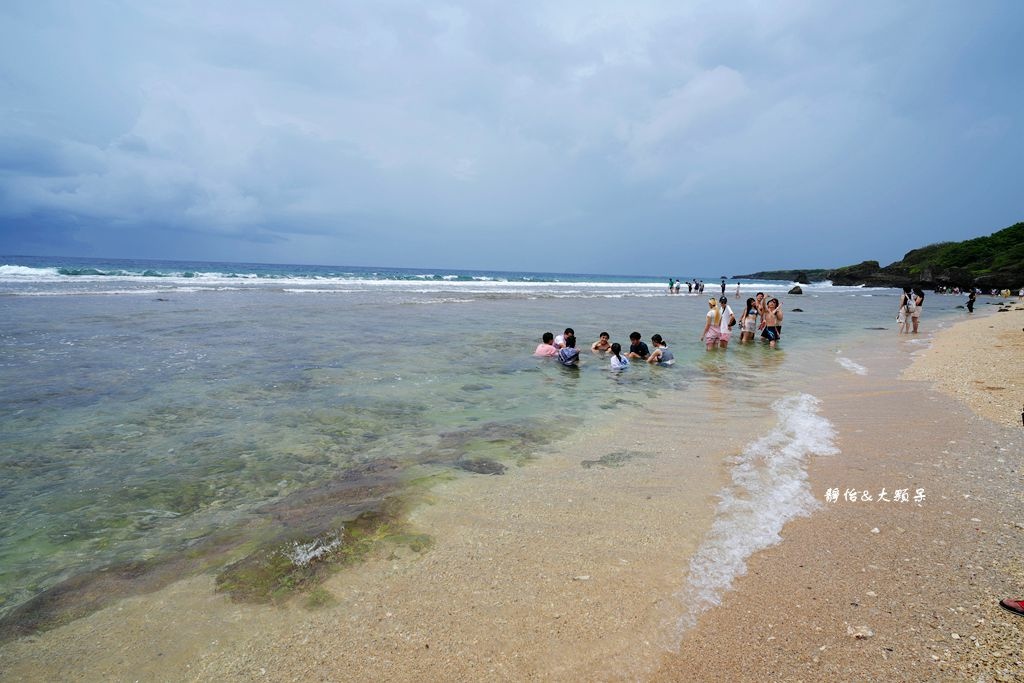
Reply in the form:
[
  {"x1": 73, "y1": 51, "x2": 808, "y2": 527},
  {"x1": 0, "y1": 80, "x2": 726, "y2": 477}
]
[
  {"x1": 669, "y1": 393, "x2": 838, "y2": 643},
  {"x1": 836, "y1": 357, "x2": 868, "y2": 375}
]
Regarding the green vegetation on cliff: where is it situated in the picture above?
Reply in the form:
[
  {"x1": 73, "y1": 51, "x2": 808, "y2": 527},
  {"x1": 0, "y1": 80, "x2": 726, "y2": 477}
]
[
  {"x1": 738, "y1": 222, "x2": 1023, "y2": 288},
  {"x1": 897, "y1": 222, "x2": 1023, "y2": 285}
]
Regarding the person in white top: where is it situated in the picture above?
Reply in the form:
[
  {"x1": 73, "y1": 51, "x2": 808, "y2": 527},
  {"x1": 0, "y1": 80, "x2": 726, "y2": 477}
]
[
  {"x1": 553, "y1": 327, "x2": 574, "y2": 349},
  {"x1": 717, "y1": 296, "x2": 735, "y2": 348}
]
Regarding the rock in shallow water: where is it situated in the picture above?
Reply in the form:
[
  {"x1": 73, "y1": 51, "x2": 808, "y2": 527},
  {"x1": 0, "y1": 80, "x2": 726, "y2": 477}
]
[{"x1": 456, "y1": 459, "x2": 506, "y2": 475}]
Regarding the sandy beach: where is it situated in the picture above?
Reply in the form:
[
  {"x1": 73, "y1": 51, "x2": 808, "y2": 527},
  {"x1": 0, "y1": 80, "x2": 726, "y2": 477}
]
[
  {"x1": 655, "y1": 303, "x2": 1024, "y2": 681},
  {"x1": 2, "y1": 305, "x2": 1022, "y2": 681}
]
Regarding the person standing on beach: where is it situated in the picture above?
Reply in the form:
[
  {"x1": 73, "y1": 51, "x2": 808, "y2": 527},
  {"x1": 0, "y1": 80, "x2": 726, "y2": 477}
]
[
  {"x1": 911, "y1": 288, "x2": 924, "y2": 333},
  {"x1": 897, "y1": 287, "x2": 914, "y2": 333},
  {"x1": 668, "y1": 278, "x2": 674, "y2": 294},
  {"x1": 735, "y1": 281, "x2": 740, "y2": 297},
  {"x1": 674, "y1": 279, "x2": 681, "y2": 294},
  {"x1": 687, "y1": 280, "x2": 693, "y2": 293},
  {"x1": 720, "y1": 278, "x2": 726, "y2": 295},
  {"x1": 967, "y1": 289, "x2": 976, "y2": 313}
]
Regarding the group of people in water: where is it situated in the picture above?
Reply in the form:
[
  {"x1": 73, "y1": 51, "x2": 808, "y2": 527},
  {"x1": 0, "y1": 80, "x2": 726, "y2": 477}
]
[
  {"x1": 533, "y1": 292, "x2": 785, "y2": 369},
  {"x1": 666, "y1": 277, "x2": 741, "y2": 296}
]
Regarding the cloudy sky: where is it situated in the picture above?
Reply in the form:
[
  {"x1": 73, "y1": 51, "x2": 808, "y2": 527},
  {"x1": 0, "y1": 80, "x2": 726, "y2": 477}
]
[{"x1": 1, "y1": 1, "x2": 1020, "y2": 275}]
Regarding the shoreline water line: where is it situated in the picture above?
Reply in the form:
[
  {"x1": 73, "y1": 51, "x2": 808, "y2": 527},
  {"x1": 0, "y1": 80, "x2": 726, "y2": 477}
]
[{"x1": 669, "y1": 393, "x2": 839, "y2": 641}]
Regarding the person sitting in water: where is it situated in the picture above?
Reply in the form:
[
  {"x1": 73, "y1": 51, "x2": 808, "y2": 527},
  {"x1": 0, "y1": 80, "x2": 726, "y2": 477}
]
[
  {"x1": 647, "y1": 334, "x2": 675, "y2": 366},
  {"x1": 533, "y1": 332, "x2": 558, "y2": 357},
  {"x1": 553, "y1": 327, "x2": 574, "y2": 349},
  {"x1": 609, "y1": 342, "x2": 629, "y2": 370},
  {"x1": 626, "y1": 331, "x2": 649, "y2": 360},
  {"x1": 591, "y1": 331, "x2": 612, "y2": 353},
  {"x1": 557, "y1": 336, "x2": 580, "y2": 367}
]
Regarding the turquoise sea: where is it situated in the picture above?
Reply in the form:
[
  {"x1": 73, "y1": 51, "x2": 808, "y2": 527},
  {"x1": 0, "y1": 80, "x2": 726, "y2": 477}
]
[{"x1": 0, "y1": 255, "x2": 971, "y2": 632}]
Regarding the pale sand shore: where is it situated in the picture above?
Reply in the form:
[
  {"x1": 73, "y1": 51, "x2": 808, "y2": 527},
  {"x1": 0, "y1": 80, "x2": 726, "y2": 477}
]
[
  {"x1": 902, "y1": 301, "x2": 1024, "y2": 428},
  {"x1": 654, "y1": 307, "x2": 1024, "y2": 682}
]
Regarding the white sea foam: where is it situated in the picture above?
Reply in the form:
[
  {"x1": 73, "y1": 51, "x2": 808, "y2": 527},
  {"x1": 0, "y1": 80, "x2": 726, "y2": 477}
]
[
  {"x1": 0, "y1": 265, "x2": 61, "y2": 278},
  {"x1": 282, "y1": 531, "x2": 344, "y2": 567},
  {"x1": 672, "y1": 393, "x2": 838, "y2": 639},
  {"x1": 836, "y1": 357, "x2": 868, "y2": 375}
]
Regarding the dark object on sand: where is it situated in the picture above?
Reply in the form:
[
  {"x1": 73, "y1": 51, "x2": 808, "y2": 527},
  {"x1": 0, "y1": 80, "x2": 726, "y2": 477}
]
[
  {"x1": 456, "y1": 459, "x2": 506, "y2": 475},
  {"x1": 790, "y1": 308, "x2": 804, "y2": 312},
  {"x1": 788, "y1": 285, "x2": 803, "y2": 294},
  {"x1": 999, "y1": 598, "x2": 1024, "y2": 616},
  {"x1": 865, "y1": 327, "x2": 887, "y2": 330}
]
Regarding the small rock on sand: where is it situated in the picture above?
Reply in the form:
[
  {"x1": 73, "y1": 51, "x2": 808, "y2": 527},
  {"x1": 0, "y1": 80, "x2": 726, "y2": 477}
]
[{"x1": 847, "y1": 625, "x2": 874, "y2": 639}]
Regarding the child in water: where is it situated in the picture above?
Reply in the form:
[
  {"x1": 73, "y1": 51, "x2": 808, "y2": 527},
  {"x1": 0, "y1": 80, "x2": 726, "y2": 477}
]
[
  {"x1": 591, "y1": 332, "x2": 611, "y2": 353},
  {"x1": 609, "y1": 342, "x2": 629, "y2": 370},
  {"x1": 533, "y1": 332, "x2": 558, "y2": 356},
  {"x1": 557, "y1": 336, "x2": 580, "y2": 367},
  {"x1": 647, "y1": 334, "x2": 675, "y2": 366}
]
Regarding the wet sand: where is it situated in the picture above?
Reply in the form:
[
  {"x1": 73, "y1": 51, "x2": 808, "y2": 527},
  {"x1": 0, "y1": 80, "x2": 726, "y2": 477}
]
[{"x1": 654, "y1": 306, "x2": 1024, "y2": 681}]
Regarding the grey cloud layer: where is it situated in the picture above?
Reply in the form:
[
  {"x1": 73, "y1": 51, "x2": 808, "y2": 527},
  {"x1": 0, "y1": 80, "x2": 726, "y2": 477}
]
[{"x1": 1, "y1": 0, "x2": 1020, "y2": 272}]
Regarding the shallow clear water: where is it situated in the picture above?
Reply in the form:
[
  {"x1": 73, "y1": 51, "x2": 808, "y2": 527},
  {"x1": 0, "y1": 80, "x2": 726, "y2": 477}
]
[{"x1": 0, "y1": 257, "x2": 971, "y2": 620}]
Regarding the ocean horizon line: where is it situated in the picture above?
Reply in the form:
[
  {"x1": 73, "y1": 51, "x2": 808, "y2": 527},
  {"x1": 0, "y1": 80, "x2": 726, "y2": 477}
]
[{"x1": 0, "y1": 254, "x2": 815, "y2": 286}]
